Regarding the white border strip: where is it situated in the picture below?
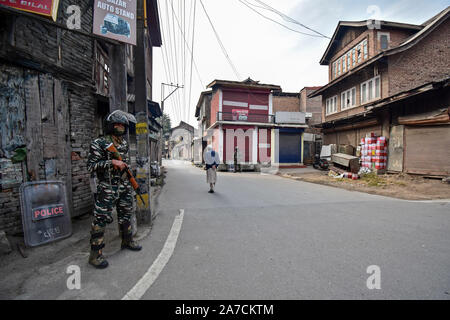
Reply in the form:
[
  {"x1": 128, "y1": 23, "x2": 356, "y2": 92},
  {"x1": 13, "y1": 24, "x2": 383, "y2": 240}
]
[
  {"x1": 122, "y1": 209, "x2": 185, "y2": 300},
  {"x1": 223, "y1": 100, "x2": 248, "y2": 108},
  {"x1": 249, "y1": 104, "x2": 268, "y2": 110}
]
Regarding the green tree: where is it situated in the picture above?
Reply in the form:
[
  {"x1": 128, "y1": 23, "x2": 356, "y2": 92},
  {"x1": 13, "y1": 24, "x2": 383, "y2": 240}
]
[{"x1": 162, "y1": 113, "x2": 172, "y2": 136}]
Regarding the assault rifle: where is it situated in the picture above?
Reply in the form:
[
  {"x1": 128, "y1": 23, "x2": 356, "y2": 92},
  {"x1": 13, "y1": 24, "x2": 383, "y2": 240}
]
[{"x1": 105, "y1": 142, "x2": 146, "y2": 206}]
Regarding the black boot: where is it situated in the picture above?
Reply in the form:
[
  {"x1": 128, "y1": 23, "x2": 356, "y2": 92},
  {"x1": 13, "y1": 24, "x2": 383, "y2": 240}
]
[
  {"x1": 120, "y1": 222, "x2": 142, "y2": 251},
  {"x1": 89, "y1": 225, "x2": 109, "y2": 269}
]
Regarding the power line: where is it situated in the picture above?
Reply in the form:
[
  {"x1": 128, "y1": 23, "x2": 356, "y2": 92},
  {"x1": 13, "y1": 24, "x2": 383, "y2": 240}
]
[
  {"x1": 164, "y1": 0, "x2": 182, "y2": 123},
  {"x1": 169, "y1": 0, "x2": 205, "y2": 89},
  {"x1": 253, "y1": 0, "x2": 330, "y2": 39},
  {"x1": 187, "y1": 0, "x2": 197, "y2": 123},
  {"x1": 199, "y1": 0, "x2": 241, "y2": 80},
  {"x1": 239, "y1": 0, "x2": 327, "y2": 38},
  {"x1": 170, "y1": 1, "x2": 179, "y2": 89}
]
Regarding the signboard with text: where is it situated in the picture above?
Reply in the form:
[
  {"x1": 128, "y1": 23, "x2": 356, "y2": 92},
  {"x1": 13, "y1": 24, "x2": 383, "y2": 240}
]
[
  {"x1": 0, "y1": 0, "x2": 60, "y2": 21},
  {"x1": 232, "y1": 109, "x2": 248, "y2": 121},
  {"x1": 93, "y1": 0, "x2": 136, "y2": 45}
]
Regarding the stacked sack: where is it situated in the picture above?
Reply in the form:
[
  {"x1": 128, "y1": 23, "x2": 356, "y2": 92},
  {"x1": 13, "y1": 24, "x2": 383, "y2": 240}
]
[{"x1": 360, "y1": 133, "x2": 388, "y2": 169}]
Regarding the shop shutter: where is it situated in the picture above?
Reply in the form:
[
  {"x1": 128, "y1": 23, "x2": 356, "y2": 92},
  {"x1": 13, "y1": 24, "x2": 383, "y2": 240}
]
[{"x1": 404, "y1": 125, "x2": 450, "y2": 175}]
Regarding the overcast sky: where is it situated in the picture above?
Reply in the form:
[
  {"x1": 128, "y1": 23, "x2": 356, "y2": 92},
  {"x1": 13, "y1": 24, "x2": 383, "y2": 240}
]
[{"x1": 153, "y1": 0, "x2": 449, "y2": 128}]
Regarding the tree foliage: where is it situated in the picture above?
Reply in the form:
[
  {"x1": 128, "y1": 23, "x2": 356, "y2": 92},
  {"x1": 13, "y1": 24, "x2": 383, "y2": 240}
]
[{"x1": 162, "y1": 113, "x2": 172, "y2": 135}]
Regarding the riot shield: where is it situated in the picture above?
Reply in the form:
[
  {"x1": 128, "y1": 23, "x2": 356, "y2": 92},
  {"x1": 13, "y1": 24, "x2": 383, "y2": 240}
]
[{"x1": 19, "y1": 181, "x2": 72, "y2": 247}]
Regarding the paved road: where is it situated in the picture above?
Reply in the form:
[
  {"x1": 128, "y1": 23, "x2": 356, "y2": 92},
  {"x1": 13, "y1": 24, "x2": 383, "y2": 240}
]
[
  {"x1": 141, "y1": 160, "x2": 450, "y2": 299},
  {"x1": 10, "y1": 160, "x2": 450, "y2": 299}
]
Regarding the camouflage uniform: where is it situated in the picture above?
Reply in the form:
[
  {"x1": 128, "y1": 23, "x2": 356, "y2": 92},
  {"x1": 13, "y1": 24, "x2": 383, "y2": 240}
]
[
  {"x1": 87, "y1": 134, "x2": 141, "y2": 269},
  {"x1": 87, "y1": 135, "x2": 133, "y2": 227}
]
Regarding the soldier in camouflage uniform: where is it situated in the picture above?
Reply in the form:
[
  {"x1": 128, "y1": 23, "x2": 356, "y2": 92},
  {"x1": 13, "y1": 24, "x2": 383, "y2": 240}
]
[{"x1": 87, "y1": 110, "x2": 142, "y2": 269}]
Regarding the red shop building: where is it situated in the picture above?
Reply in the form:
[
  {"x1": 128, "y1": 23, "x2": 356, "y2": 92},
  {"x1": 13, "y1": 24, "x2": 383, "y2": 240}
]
[{"x1": 203, "y1": 78, "x2": 281, "y2": 170}]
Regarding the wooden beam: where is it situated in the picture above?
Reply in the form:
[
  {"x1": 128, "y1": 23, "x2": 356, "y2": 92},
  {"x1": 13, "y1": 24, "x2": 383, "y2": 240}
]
[
  {"x1": 24, "y1": 71, "x2": 43, "y2": 181},
  {"x1": 322, "y1": 118, "x2": 379, "y2": 133}
]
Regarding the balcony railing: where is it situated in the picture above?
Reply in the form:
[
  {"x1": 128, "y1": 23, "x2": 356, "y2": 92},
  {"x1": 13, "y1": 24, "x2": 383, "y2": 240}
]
[{"x1": 217, "y1": 112, "x2": 274, "y2": 123}]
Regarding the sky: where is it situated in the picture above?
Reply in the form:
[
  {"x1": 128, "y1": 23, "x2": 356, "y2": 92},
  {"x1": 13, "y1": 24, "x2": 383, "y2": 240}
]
[{"x1": 152, "y1": 0, "x2": 450, "y2": 128}]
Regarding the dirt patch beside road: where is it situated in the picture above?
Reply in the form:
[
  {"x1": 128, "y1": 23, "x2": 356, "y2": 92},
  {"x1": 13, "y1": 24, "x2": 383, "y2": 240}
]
[{"x1": 281, "y1": 171, "x2": 450, "y2": 200}]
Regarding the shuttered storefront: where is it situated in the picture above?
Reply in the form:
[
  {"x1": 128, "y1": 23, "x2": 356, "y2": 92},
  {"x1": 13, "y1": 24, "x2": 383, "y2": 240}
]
[
  {"x1": 404, "y1": 125, "x2": 450, "y2": 176},
  {"x1": 279, "y1": 129, "x2": 303, "y2": 163},
  {"x1": 323, "y1": 125, "x2": 382, "y2": 147}
]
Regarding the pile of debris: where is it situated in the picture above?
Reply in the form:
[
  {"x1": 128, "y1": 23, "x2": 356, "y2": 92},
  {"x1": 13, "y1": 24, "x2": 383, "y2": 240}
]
[{"x1": 317, "y1": 132, "x2": 390, "y2": 179}]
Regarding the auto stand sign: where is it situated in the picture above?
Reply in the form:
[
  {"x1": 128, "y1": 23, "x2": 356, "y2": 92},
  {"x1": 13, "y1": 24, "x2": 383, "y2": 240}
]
[{"x1": 93, "y1": 0, "x2": 136, "y2": 45}]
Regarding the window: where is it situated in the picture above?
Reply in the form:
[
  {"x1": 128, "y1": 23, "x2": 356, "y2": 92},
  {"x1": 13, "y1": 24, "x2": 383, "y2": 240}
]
[
  {"x1": 363, "y1": 39, "x2": 368, "y2": 59},
  {"x1": 361, "y1": 83, "x2": 367, "y2": 103},
  {"x1": 352, "y1": 87, "x2": 356, "y2": 105},
  {"x1": 378, "y1": 32, "x2": 390, "y2": 50},
  {"x1": 326, "y1": 96, "x2": 338, "y2": 115},
  {"x1": 347, "y1": 52, "x2": 351, "y2": 70},
  {"x1": 352, "y1": 48, "x2": 356, "y2": 66},
  {"x1": 341, "y1": 87, "x2": 356, "y2": 110},
  {"x1": 357, "y1": 44, "x2": 362, "y2": 63},
  {"x1": 333, "y1": 38, "x2": 368, "y2": 77},
  {"x1": 361, "y1": 76, "x2": 381, "y2": 104},
  {"x1": 380, "y1": 35, "x2": 388, "y2": 49},
  {"x1": 375, "y1": 77, "x2": 380, "y2": 97}
]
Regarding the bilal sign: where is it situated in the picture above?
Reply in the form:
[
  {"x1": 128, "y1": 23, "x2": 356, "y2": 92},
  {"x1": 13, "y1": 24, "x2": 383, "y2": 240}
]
[
  {"x1": 0, "y1": 0, "x2": 60, "y2": 21},
  {"x1": 93, "y1": 0, "x2": 136, "y2": 45}
]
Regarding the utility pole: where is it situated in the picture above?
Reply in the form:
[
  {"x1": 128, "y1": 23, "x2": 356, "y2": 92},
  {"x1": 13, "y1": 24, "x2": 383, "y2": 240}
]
[
  {"x1": 161, "y1": 82, "x2": 184, "y2": 114},
  {"x1": 160, "y1": 83, "x2": 183, "y2": 164},
  {"x1": 134, "y1": 0, "x2": 152, "y2": 224},
  {"x1": 109, "y1": 44, "x2": 127, "y2": 112}
]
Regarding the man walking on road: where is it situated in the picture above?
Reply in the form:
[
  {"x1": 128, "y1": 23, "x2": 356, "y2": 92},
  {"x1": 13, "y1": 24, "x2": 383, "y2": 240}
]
[
  {"x1": 87, "y1": 110, "x2": 142, "y2": 269},
  {"x1": 204, "y1": 146, "x2": 220, "y2": 193},
  {"x1": 234, "y1": 146, "x2": 241, "y2": 173}
]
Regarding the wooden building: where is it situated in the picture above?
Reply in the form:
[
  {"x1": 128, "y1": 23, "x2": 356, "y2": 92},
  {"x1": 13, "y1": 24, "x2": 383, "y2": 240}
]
[
  {"x1": 0, "y1": 0, "x2": 162, "y2": 234},
  {"x1": 310, "y1": 7, "x2": 450, "y2": 176}
]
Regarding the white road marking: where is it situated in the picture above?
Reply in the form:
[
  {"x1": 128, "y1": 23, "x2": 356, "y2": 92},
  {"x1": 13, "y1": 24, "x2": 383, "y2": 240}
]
[
  {"x1": 405, "y1": 199, "x2": 450, "y2": 203},
  {"x1": 122, "y1": 209, "x2": 185, "y2": 300}
]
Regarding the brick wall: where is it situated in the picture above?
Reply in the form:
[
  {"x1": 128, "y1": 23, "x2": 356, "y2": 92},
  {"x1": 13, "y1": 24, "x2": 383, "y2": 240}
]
[
  {"x1": 388, "y1": 19, "x2": 450, "y2": 96},
  {"x1": 69, "y1": 87, "x2": 96, "y2": 216},
  {"x1": 272, "y1": 95, "x2": 300, "y2": 113},
  {"x1": 300, "y1": 88, "x2": 323, "y2": 125}
]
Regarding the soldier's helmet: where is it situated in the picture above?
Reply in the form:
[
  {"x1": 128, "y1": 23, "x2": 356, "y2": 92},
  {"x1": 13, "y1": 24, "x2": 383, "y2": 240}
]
[{"x1": 105, "y1": 110, "x2": 137, "y2": 135}]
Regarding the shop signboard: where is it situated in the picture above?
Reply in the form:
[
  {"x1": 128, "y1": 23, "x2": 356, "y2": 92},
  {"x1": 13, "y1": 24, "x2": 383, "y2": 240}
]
[
  {"x1": 93, "y1": 0, "x2": 136, "y2": 45},
  {"x1": 0, "y1": 0, "x2": 60, "y2": 21}
]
